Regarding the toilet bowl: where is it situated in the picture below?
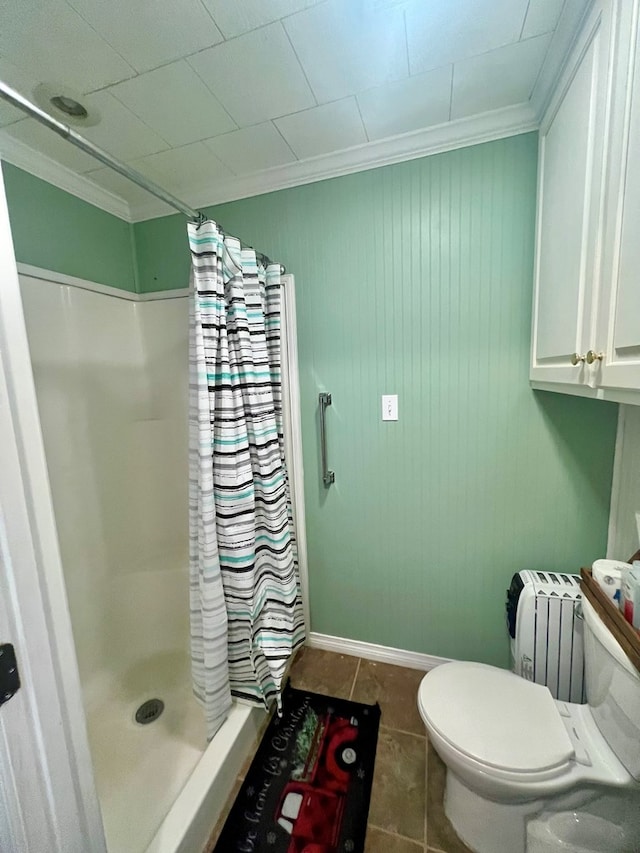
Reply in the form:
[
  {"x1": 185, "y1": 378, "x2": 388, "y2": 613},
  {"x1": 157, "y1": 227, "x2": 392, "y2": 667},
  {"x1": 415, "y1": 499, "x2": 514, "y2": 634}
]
[{"x1": 417, "y1": 598, "x2": 640, "y2": 853}]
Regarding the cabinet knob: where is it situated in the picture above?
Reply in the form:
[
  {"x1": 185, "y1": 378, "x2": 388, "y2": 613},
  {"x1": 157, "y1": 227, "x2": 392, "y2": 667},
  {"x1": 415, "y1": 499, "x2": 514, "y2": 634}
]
[
  {"x1": 570, "y1": 353, "x2": 585, "y2": 365},
  {"x1": 586, "y1": 350, "x2": 604, "y2": 365}
]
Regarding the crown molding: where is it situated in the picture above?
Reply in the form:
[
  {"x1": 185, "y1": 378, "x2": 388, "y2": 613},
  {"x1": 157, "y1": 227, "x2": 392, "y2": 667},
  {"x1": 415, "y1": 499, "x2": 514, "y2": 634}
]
[
  {"x1": 0, "y1": 130, "x2": 132, "y2": 222},
  {"x1": 1, "y1": 101, "x2": 538, "y2": 225},
  {"x1": 530, "y1": 0, "x2": 593, "y2": 119},
  {"x1": 129, "y1": 102, "x2": 538, "y2": 221}
]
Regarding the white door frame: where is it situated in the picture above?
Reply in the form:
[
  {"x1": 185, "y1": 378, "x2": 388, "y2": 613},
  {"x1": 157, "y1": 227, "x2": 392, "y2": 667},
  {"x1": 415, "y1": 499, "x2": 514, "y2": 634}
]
[
  {"x1": 0, "y1": 161, "x2": 106, "y2": 852},
  {"x1": 280, "y1": 274, "x2": 311, "y2": 634}
]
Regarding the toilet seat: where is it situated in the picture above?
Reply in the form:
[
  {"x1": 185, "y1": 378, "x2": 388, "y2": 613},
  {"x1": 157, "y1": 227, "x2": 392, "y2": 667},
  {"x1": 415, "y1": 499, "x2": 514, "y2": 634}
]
[
  {"x1": 418, "y1": 662, "x2": 574, "y2": 778},
  {"x1": 416, "y1": 602, "x2": 640, "y2": 853}
]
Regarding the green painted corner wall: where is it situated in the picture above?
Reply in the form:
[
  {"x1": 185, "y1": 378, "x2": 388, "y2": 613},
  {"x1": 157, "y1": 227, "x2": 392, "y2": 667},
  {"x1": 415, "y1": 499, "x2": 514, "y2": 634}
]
[
  {"x1": 4, "y1": 134, "x2": 618, "y2": 666},
  {"x1": 135, "y1": 132, "x2": 619, "y2": 667},
  {"x1": 2, "y1": 162, "x2": 138, "y2": 292}
]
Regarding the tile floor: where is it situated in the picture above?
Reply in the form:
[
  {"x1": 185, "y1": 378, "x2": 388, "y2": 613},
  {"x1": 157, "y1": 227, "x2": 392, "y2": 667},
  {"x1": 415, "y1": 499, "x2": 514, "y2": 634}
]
[{"x1": 205, "y1": 647, "x2": 472, "y2": 853}]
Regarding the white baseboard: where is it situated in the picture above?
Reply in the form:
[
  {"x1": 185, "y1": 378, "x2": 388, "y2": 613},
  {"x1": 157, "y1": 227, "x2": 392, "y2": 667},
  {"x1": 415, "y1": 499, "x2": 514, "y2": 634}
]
[{"x1": 307, "y1": 632, "x2": 453, "y2": 671}]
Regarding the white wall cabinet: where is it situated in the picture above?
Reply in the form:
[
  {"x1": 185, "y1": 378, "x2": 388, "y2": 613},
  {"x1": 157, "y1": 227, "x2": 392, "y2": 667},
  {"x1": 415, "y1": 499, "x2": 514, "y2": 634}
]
[
  {"x1": 598, "y1": 1, "x2": 640, "y2": 393},
  {"x1": 531, "y1": 0, "x2": 640, "y2": 404}
]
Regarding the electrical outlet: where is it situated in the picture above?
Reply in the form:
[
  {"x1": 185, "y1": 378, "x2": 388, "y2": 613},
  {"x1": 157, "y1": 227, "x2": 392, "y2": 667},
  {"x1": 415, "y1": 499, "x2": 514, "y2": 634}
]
[
  {"x1": 635, "y1": 511, "x2": 640, "y2": 547},
  {"x1": 382, "y1": 394, "x2": 398, "y2": 421}
]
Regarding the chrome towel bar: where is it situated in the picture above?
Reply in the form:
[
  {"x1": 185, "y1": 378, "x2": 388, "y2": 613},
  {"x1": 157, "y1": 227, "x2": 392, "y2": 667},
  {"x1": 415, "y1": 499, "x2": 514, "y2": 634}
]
[{"x1": 319, "y1": 392, "x2": 335, "y2": 487}]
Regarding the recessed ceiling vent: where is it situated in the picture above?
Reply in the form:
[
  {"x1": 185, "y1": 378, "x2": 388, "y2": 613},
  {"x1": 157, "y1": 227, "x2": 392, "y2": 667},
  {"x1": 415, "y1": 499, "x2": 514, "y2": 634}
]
[
  {"x1": 50, "y1": 94, "x2": 88, "y2": 118},
  {"x1": 32, "y1": 83, "x2": 101, "y2": 127}
]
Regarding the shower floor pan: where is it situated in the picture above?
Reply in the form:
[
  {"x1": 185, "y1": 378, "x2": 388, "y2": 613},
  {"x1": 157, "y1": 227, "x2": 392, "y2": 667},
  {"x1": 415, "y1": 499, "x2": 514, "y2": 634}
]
[{"x1": 85, "y1": 651, "x2": 207, "y2": 853}]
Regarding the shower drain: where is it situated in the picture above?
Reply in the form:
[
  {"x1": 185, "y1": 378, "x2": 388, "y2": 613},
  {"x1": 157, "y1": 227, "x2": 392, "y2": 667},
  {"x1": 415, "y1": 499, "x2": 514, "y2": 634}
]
[{"x1": 135, "y1": 698, "x2": 164, "y2": 725}]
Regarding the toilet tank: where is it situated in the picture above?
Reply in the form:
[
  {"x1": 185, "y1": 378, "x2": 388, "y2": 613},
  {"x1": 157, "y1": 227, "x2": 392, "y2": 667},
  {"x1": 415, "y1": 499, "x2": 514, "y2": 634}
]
[{"x1": 583, "y1": 597, "x2": 640, "y2": 780}]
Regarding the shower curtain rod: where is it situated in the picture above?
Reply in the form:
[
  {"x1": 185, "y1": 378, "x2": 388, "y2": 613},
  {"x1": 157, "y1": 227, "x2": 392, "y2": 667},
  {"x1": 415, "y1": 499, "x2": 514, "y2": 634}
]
[
  {"x1": 0, "y1": 81, "x2": 205, "y2": 223},
  {"x1": 0, "y1": 81, "x2": 284, "y2": 272}
]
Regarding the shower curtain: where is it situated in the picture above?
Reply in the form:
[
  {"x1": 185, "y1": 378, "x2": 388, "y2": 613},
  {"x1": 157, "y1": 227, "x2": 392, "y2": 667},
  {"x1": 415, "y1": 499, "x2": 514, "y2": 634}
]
[{"x1": 188, "y1": 220, "x2": 305, "y2": 739}]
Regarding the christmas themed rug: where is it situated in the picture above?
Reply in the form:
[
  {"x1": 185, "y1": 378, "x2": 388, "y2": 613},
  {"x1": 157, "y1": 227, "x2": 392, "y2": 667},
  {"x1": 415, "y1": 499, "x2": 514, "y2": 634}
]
[{"x1": 213, "y1": 682, "x2": 381, "y2": 852}]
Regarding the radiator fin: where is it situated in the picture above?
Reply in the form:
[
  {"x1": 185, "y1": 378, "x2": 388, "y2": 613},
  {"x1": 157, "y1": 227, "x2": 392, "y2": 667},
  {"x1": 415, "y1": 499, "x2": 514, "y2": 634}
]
[{"x1": 514, "y1": 571, "x2": 585, "y2": 703}]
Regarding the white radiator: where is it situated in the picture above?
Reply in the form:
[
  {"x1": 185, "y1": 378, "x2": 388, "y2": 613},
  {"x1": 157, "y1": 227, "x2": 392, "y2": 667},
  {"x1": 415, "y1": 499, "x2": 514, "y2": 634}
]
[{"x1": 506, "y1": 570, "x2": 585, "y2": 703}]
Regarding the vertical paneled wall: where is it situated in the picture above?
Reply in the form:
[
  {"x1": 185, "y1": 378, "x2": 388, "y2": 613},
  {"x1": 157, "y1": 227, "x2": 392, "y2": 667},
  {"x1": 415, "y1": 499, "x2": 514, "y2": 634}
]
[
  {"x1": 608, "y1": 405, "x2": 640, "y2": 560},
  {"x1": 136, "y1": 133, "x2": 618, "y2": 666}
]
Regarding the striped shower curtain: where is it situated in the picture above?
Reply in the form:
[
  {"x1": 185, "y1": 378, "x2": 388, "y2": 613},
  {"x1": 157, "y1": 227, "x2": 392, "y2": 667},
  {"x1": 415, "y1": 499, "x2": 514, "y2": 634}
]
[{"x1": 188, "y1": 220, "x2": 305, "y2": 740}]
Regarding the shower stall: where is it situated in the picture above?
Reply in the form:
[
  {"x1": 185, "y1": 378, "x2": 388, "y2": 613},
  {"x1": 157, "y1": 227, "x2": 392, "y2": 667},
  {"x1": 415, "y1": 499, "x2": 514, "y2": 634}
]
[
  {"x1": 0, "y1": 82, "x2": 308, "y2": 852},
  {"x1": 8, "y1": 263, "x2": 306, "y2": 853}
]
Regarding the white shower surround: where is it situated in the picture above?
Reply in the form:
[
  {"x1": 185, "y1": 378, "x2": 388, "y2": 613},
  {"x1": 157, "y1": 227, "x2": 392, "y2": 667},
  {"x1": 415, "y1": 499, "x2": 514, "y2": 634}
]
[
  {"x1": 19, "y1": 277, "x2": 190, "y2": 707},
  {"x1": 18, "y1": 271, "x2": 297, "y2": 852}
]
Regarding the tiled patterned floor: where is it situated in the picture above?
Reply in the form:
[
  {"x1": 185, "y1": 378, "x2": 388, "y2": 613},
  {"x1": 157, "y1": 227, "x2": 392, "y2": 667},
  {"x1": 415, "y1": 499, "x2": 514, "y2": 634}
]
[{"x1": 205, "y1": 647, "x2": 472, "y2": 853}]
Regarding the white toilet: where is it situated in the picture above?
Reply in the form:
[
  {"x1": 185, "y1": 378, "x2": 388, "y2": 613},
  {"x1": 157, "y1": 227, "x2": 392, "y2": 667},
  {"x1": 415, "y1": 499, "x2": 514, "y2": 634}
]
[{"x1": 417, "y1": 597, "x2": 640, "y2": 853}]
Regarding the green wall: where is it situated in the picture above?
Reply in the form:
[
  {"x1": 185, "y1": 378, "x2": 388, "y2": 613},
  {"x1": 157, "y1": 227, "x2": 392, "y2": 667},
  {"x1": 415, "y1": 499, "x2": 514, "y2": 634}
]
[
  {"x1": 136, "y1": 132, "x2": 618, "y2": 666},
  {"x1": 2, "y1": 162, "x2": 138, "y2": 292},
  {"x1": 4, "y1": 135, "x2": 619, "y2": 666}
]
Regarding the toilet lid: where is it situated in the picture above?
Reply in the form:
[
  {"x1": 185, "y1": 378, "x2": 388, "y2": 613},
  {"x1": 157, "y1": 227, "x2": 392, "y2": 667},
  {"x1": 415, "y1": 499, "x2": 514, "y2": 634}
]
[{"x1": 418, "y1": 662, "x2": 574, "y2": 774}]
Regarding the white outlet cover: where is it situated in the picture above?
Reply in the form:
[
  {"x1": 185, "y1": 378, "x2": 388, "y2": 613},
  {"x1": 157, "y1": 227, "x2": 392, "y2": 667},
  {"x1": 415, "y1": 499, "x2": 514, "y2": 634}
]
[{"x1": 382, "y1": 394, "x2": 398, "y2": 421}]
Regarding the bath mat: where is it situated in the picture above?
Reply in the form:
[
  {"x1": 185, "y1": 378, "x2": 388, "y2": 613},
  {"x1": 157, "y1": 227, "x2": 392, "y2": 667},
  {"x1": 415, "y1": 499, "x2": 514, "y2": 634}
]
[{"x1": 213, "y1": 682, "x2": 381, "y2": 852}]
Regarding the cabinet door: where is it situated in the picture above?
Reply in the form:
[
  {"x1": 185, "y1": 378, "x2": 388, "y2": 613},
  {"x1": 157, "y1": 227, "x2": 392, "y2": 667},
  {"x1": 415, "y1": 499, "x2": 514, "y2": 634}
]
[
  {"x1": 599, "y1": 1, "x2": 640, "y2": 392},
  {"x1": 531, "y1": 0, "x2": 612, "y2": 387}
]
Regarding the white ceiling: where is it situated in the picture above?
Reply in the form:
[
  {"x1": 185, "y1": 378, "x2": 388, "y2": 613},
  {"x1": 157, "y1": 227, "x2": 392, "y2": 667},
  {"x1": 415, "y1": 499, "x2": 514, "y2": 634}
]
[{"x1": 0, "y1": 0, "x2": 585, "y2": 220}]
